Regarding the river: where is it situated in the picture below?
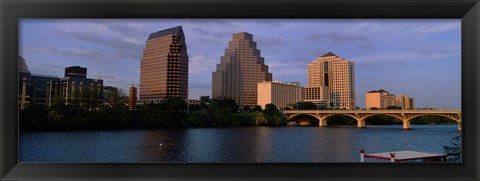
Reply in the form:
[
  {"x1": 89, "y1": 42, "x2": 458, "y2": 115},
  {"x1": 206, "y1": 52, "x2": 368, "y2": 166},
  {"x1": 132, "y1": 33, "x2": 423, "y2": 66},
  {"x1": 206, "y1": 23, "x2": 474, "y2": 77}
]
[{"x1": 19, "y1": 125, "x2": 459, "y2": 162}]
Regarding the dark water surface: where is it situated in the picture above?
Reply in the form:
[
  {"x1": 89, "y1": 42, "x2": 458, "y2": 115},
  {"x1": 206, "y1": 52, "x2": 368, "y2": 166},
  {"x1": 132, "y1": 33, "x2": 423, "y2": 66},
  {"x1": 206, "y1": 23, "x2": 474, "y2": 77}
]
[{"x1": 20, "y1": 125, "x2": 459, "y2": 162}]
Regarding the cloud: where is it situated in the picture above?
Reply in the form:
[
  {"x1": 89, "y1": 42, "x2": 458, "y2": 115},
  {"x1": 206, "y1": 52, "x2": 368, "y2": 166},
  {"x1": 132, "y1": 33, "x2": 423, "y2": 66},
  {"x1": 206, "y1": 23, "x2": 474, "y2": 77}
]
[
  {"x1": 26, "y1": 46, "x2": 106, "y2": 60},
  {"x1": 305, "y1": 32, "x2": 370, "y2": 42},
  {"x1": 194, "y1": 36, "x2": 224, "y2": 46},
  {"x1": 190, "y1": 26, "x2": 233, "y2": 38},
  {"x1": 352, "y1": 48, "x2": 460, "y2": 65},
  {"x1": 190, "y1": 82, "x2": 211, "y2": 90},
  {"x1": 272, "y1": 68, "x2": 306, "y2": 76},
  {"x1": 255, "y1": 36, "x2": 291, "y2": 46},
  {"x1": 55, "y1": 28, "x2": 143, "y2": 62},
  {"x1": 189, "y1": 54, "x2": 215, "y2": 74}
]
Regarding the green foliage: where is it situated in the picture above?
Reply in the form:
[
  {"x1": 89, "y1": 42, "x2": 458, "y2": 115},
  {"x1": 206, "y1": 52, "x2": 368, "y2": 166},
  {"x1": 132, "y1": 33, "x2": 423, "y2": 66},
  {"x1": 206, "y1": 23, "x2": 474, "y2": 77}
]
[
  {"x1": 289, "y1": 101, "x2": 317, "y2": 110},
  {"x1": 443, "y1": 133, "x2": 462, "y2": 162},
  {"x1": 263, "y1": 104, "x2": 279, "y2": 116},
  {"x1": 386, "y1": 106, "x2": 402, "y2": 110},
  {"x1": 250, "y1": 105, "x2": 262, "y2": 112},
  {"x1": 20, "y1": 95, "x2": 289, "y2": 131},
  {"x1": 106, "y1": 88, "x2": 129, "y2": 109}
]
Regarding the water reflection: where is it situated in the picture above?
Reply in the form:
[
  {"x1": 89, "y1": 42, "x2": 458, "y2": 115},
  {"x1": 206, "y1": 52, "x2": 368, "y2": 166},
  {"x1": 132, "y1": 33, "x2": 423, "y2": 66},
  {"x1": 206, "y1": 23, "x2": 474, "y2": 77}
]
[{"x1": 19, "y1": 125, "x2": 459, "y2": 162}]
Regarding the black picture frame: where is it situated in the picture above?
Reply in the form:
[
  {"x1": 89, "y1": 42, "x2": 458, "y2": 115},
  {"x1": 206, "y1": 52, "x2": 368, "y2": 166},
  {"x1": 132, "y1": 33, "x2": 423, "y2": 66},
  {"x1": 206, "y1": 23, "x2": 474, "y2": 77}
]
[{"x1": 1, "y1": 0, "x2": 479, "y2": 180}]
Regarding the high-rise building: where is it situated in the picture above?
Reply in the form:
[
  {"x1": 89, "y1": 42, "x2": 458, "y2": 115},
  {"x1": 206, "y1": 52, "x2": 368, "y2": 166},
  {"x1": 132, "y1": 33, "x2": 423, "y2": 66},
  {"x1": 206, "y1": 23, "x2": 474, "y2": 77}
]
[
  {"x1": 365, "y1": 89, "x2": 415, "y2": 109},
  {"x1": 139, "y1": 26, "x2": 189, "y2": 104},
  {"x1": 257, "y1": 81, "x2": 304, "y2": 109},
  {"x1": 212, "y1": 32, "x2": 272, "y2": 108},
  {"x1": 307, "y1": 52, "x2": 355, "y2": 109},
  {"x1": 65, "y1": 66, "x2": 87, "y2": 78}
]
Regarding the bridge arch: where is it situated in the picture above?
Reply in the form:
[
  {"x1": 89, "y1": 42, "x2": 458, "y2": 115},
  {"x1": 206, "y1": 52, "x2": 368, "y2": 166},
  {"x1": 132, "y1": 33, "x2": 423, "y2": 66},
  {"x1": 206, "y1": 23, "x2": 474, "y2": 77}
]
[
  {"x1": 287, "y1": 113, "x2": 323, "y2": 126},
  {"x1": 358, "y1": 113, "x2": 406, "y2": 129},
  {"x1": 406, "y1": 114, "x2": 461, "y2": 123},
  {"x1": 359, "y1": 113, "x2": 404, "y2": 122},
  {"x1": 288, "y1": 113, "x2": 322, "y2": 121},
  {"x1": 321, "y1": 113, "x2": 362, "y2": 127}
]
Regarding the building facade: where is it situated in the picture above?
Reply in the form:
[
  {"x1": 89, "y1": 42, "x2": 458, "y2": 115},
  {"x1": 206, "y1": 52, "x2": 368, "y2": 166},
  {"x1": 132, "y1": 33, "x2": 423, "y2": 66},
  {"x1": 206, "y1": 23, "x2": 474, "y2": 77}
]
[
  {"x1": 396, "y1": 95, "x2": 415, "y2": 109},
  {"x1": 303, "y1": 86, "x2": 330, "y2": 108},
  {"x1": 365, "y1": 89, "x2": 415, "y2": 109},
  {"x1": 139, "y1": 26, "x2": 189, "y2": 104},
  {"x1": 64, "y1": 66, "x2": 87, "y2": 78},
  {"x1": 212, "y1": 32, "x2": 272, "y2": 108},
  {"x1": 257, "y1": 81, "x2": 304, "y2": 109},
  {"x1": 307, "y1": 52, "x2": 355, "y2": 109},
  {"x1": 18, "y1": 57, "x2": 103, "y2": 110}
]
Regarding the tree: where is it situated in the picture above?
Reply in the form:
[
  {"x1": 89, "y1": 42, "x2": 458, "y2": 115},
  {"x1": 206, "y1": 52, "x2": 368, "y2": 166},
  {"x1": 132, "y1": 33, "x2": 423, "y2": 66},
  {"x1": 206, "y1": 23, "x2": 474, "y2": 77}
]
[
  {"x1": 289, "y1": 101, "x2": 317, "y2": 110},
  {"x1": 199, "y1": 95, "x2": 211, "y2": 109},
  {"x1": 251, "y1": 105, "x2": 262, "y2": 112},
  {"x1": 106, "y1": 88, "x2": 128, "y2": 109},
  {"x1": 263, "y1": 104, "x2": 279, "y2": 116},
  {"x1": 443, "y1": 134, "x2": 462, "y2": 162},
  {"x1": 209, "y1": 97, "x2": 239, "y2": 113},
  {"x1": 386, "y1": 106, "x2": 401, "y2": 110}
]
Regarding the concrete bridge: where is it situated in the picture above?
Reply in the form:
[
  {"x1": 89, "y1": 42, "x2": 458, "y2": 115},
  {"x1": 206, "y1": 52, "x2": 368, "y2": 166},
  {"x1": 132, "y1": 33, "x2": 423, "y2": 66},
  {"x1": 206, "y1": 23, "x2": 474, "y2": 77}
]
[{"x1": 283, "y1": 109, "x2": 462, "y2": 131}]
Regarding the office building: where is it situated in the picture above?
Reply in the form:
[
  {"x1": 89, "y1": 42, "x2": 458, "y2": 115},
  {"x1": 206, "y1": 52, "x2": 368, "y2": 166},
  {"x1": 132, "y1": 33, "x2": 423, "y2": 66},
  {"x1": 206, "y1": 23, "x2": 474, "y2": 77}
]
[
  {"x1": 307, "y1": 52, "x2": 355, "y2": 109},
  {"x1": 257, "y1": 81, "x2": 304, "y2": 109},
  {"x1": 139, "y1": 26, "x2": 189, "y2": 104},
  {"x1": 365, "y1": 89, "x2": 415, "y2": 109},
  {"x1": 65, "y1": 66, "x2": 87, "y2": 78},
  {"x1": 396, "y1": 95, "x2": 415, "y2": 109},
  {"x1": 54, "y1": 69, "x2": 104, "y2": 107},
  {"x1": 19, "y1": 56, "x2": 61, "y2": 109},
  {"x1": 303, "y1": 86, "x2": 330, "y2": 108},
  {"x1": 212, "y1": 32, "x2": 272, "y2": 108}
]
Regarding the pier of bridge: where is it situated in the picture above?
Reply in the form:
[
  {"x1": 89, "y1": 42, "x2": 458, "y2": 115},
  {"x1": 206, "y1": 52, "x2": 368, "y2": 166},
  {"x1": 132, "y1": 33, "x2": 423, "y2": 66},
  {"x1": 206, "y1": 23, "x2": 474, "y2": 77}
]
[{"x1": 283, "y1": 109, "x2": 462, "y2": 131}]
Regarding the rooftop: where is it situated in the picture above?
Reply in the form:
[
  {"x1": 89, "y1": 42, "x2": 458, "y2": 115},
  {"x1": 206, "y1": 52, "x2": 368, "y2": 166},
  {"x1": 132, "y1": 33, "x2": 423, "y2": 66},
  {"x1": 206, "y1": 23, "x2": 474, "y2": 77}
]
[
  {"x1": 321, "y1": 52, "x2": 338, "y2": 58},
  {"x1": 367, "y1": 89, "x2": 389, "y2": 93},
  {"x1": 148, "y1": 26, "x2": 183, "y2": 40}
]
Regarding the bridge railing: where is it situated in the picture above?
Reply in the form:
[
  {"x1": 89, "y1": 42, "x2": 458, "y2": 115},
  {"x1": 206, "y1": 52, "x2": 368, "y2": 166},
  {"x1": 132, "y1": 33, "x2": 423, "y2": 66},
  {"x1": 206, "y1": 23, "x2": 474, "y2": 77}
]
[{"x1": 282, "y1": 109, "x2": 461, "y2": 114}]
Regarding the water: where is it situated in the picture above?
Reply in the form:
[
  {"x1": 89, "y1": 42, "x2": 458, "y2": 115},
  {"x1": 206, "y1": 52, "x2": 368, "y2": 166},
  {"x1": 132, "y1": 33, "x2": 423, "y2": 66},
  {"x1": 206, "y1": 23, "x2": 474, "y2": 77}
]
[{"x1": 19, "y1": 125, "x2": 459, "y2": 162}]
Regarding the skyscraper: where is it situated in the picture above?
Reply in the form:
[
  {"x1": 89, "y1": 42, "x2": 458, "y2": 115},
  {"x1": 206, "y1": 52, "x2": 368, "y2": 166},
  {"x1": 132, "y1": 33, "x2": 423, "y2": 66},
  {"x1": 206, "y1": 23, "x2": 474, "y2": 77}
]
[
  {"x1": 139, "y1": 26, "x2": 189, "y2": 104},
  {"x1": 307, "y1": 52, "x2": 355, "y2": 109},
  {"x1": 212, "y1": 32, "x2": 272, "y2": 108}
]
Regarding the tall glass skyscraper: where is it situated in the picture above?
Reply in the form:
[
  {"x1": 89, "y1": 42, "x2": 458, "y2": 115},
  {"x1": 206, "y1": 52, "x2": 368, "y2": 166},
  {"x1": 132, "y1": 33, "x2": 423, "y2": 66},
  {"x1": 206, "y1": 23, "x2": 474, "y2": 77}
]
[
  {"x1": 139, "y1": 26, "x2": 189, "y2": 104},
  {"x1": 212, "y1": 32, "x2": 272, "y2": 108}
]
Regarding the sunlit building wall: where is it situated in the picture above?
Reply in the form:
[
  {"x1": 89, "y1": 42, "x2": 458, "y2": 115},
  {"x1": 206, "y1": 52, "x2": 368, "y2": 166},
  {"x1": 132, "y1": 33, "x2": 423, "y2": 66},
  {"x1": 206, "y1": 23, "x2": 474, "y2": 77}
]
[
  {"x1": 212, "y1": 32, "x2": 272, "y2": 108},
  {"x1": 257, "y1": 81, "x2": 304, "y2": 109},
  {"x1": 303, "y1": 86, "x2": 330, "y2": 108},
  {"x1": 365, "y1": 89, "x2": 415, "y2": 109},
  {"x1": 307, "y1": 52, "x2": 355, "y2": 109},
  {"x1": 139, "y1": 26, "x2": 189, "y2": 104}
]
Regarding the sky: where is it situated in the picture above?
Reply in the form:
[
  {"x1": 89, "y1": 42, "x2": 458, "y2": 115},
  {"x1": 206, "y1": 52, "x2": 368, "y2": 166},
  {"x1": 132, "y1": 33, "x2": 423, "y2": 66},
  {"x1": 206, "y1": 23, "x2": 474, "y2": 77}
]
[{"x1": 19, "y1": 19, "x2": 461, "y2": 109}]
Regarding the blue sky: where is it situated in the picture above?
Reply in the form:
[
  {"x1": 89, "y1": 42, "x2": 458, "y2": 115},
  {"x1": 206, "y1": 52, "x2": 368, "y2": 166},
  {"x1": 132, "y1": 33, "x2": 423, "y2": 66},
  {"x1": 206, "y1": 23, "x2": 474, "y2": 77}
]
[{"x1": 19, "y1": 19, "x2": 461, "y2": 109}]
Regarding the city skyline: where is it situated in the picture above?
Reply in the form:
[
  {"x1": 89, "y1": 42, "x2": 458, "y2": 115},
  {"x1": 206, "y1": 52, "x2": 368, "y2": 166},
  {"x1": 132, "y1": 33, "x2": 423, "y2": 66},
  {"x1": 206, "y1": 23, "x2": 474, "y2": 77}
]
[{"x1": 19, "y1": 19, "x2": 461, "y2": 109}]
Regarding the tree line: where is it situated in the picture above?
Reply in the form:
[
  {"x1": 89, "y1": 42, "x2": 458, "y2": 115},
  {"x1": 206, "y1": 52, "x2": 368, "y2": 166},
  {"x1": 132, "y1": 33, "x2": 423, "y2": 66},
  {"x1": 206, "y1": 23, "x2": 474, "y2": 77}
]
[{"x1": 19, "y1": 88, "x2": 288, "y2": 131}]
